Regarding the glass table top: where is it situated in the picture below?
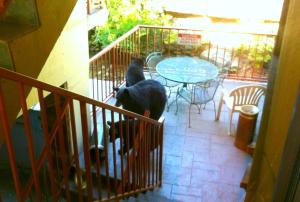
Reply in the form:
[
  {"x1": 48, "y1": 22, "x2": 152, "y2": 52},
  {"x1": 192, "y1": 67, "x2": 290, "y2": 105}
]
[{"x1": 156, "y1": 56, "x2": 219, "y2": 84}]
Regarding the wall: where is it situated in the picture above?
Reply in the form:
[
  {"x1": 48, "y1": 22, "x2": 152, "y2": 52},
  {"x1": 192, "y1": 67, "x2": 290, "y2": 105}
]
[
  {"x1": 0, "y1": 0, "x2": 89, "y2": 152},
  {"x1": 245, "y1": 0, "x2": 300, "y2": 200},
  {"x1": 34, "y1": 0, "x2": 89, "y2": 152}
]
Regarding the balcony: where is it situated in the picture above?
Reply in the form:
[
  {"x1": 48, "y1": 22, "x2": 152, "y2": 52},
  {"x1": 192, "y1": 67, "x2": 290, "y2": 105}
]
[
  {"x1": 88, "y1": 25, "x2": 269, "y2": 201},
  {"x1": 0, "y1": 25, "x2": 269, "y2": 201},
  {"x1": 103, "y1": 78, "x2": 264, "y2": 201}
]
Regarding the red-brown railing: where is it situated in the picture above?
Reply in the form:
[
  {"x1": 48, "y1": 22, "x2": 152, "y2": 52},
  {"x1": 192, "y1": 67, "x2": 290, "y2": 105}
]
[
  {"x1": 89, "y1": 25, "x2": 275, "y2": 101},
  {"x1": 0, "y1": 67, "x2": 164, "y2": 201}
]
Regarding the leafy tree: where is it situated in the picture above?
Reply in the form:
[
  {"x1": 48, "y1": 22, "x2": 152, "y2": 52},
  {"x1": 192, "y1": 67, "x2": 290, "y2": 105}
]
[{"x1": 89, "y1": 0, "x2": 173, "y2": 56}]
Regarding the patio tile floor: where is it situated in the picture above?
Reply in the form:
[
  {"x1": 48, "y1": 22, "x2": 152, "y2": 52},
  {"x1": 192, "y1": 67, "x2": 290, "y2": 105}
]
[{"x1": 120, "y1": 79, "x2": 265, "y2": 202}]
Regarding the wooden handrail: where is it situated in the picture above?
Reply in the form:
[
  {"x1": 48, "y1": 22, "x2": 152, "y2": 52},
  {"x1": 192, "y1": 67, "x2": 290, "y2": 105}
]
[
  {"x1": 89, "y1": 25, "x2": 140, "y2": 62},
  {"x1": 0, "y1": 68, "x2": 161, "y2": 126},
  {"x1": 138, "y1": 24, "x2": 277, "y2": 37}
]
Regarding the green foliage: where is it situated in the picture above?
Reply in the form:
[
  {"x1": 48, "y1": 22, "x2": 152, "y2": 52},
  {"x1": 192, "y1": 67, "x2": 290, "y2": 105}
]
[
  {"x1": 89, "y1": 0, "x2": 173, "y2": 56},
  {"x1": 235, "y1": 36, "x2": 274, "y2": 69}
]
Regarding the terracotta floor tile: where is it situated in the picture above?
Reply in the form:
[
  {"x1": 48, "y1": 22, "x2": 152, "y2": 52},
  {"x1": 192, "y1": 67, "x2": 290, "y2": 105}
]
[
  {"x1": 193, "y1": 150, "x2": 211, "y2": 163},
  {"x1": 181, "y1": 151, "x2": 194, "y2": 168},
  {"x1": 191, "y1": 167, "x2": 221, "y2": 185},
  {"x1": 172, "y1": 185, "x2": 202, "y2": 197},
  {"x1": 171, "y1": 194, "x2": 202, "y2": 202},
  {"x1": 184, "y1": 136, "x2": 210, "y2": 152},
  {"x1": 163, "y1": 165, "x2": 192, "y2": 186},
  {"x1": 165, "y1": 155, "x2": 182, "y2": 167},
  {"x1": 119, "y1": 80, "x2": 259, "y2": 201}
]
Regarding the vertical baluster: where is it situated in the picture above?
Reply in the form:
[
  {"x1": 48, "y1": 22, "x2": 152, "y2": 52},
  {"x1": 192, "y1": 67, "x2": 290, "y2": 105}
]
[
  {"x1": 252, "y1": 43, "x2": 258, "y2": 80},
  {"x1": 92, "y1": 106, "x2": 102, "y2": 200},
  {"x1": 229, "y1": 48, "x2": 235, "y2": 79},
  {"x1": 156, "y1": 125, "x2": 159, "y2": 185},
  {"x1": 37, "y1": 89, "x2": 57, "y2": 200},
  {"x1": 159, "y1": 122, "x2": 164, "y2": 186},
  {"x1": 108, "y1": 51, "x2": 112, "y2": 98},
  {"x1": 104, "y1": 53, "x2": 108, "y2": 99},
  {"x1": 121, "y1": 41, "x2": 125, "y2": 80},
  {"x1": 153, "y1": 29, "x2": 156, "y2": 52},
  {"x1": 101, "y1": 109, "x2": 111, "y2": 199},
  {"x1": 207, "y1": 41, "x2": 211, "y2": 61},
  {"x1": 118, "y1": 113, "x2": 125, "y2": 194},
  {"x1": 168, "y1": 28, "x2": 171, "y2": 56},
  {"x1": 18, "y1": 83, "x2": 42, "y2": 201},
  {"x1": 151, "y1": 125, "x2": 155, "y2": 187},
  {"x1": 116, "y1": 46, "x2": 120, "y2": 87},
  {"x1": 0, "y1": 83, "x2": 22, "y2": 201},
  {"x1": 131, "y1": 119, "x2": 136, "y2": 191},
  {"x1": 215, "y1": 45, "x2": 219, "y2": 65},
  {"x1": 143, "y1": 121, "x2": 147, "y2": 187},
  {"x1": 222, "y1": 47, "x2": 227, "y2": 67},
  {"x1": 148, "y1": 123, "x2": 151, "y2": 187},
  {"x1": 91, "y1": 61, "x2": 95, "y2": 100},
  {"x1": 124, "y1": 38, "x2": 129, "y2": 69},
  {"x1": 110, "y1": 111, "x2": 118, "y2": 197},
  {"x1": 96, "y1": 60, "x2": 100, "y2": 101},
  {"x1": 146, "y1": 28, "x2": 149, "y2": 55},
  {"x1": 69, "y1": 101, "x2": 84, "y2": 202},
  {"x1": 112, "y1": 47, "x2": 116, "y2": 91},
  {"x1": 100, "y1": 57, "x2": 104, "y2": 102},
  {"x1": 160, "y1": 28, "x2": 163, "y2": 54},
  {"x1": 176, "y1": 30, "x2": 179, "y2": 56},
  {"x1": 125, "y1": 118, "x2": 130, "y2": 191},
  {"x1": 138, "y1": 28, "x2": 141, "y2": 56},
  {"x1": 53, "y1": 94, "x2": 71, "y2": 201},
  {"x1": 133, "y1": 32, "x2": 136, "y2": 56},
  {"x1": 80, "y1": 101, "x2": 93, "y2": 202},
  {"x1": 138, "y1": 120, "x2": 142, "y2": 189}
]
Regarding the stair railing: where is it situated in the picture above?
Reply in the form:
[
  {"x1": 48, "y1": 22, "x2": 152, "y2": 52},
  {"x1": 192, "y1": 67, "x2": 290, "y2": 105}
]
[{"x1": 0, "y1": 67, "x2": 164, "y2": 202}]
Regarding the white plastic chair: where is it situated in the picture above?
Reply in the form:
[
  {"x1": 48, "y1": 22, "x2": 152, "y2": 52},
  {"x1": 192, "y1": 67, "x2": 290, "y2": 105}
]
[{"x1": 215, "y1": 84, "x2": 266, "y2": 135}]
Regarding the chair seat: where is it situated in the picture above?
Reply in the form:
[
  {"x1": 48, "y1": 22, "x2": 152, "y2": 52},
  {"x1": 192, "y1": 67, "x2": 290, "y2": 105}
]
[
  {"x1": 176, "y1": 79, "x2": 220, "y2": 127},
  {"x1": 178, "y1": 87, "x2": 212, "y2": 104}
]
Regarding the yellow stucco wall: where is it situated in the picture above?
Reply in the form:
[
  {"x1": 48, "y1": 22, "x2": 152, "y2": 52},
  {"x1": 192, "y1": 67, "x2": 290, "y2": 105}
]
[
  {"x1": 0, "y1": 0, "x2": 77, "y2": 130},
  {"x1": 35, "y1": 0, "x2": 89, "y2": 152},
  {"x1": 246, "y1": 0, "x2": 300, "y2": 200},
  {"x1": 0, "y1": 0, "x2": 89, "y2": 150}
]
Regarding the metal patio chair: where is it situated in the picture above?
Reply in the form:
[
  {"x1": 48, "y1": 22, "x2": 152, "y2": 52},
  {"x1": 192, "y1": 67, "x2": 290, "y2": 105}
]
[{"x1": 176, "y1": 79, "x2": 220, "y2": 127}]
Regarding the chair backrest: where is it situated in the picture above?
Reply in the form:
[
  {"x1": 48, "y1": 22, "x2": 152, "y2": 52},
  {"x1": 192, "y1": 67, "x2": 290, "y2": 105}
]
[
  {"x1": 229, "y1": 85, "x2": 266, "y2": 108},
  {"x1": 193, "y1": 79, "x2": 220, "y2": 104},
  {"x1": 145, "y1": 52, "x2": 163, "y2": 75}
]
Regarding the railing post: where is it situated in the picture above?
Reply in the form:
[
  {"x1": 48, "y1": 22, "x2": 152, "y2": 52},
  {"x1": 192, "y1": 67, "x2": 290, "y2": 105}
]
[
  {"x1": 80, "y1": 101, "x2": 94, "y2": 202},
  {"x1": 158, "y1": 119, "x2": 164, "y2": 186}
]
